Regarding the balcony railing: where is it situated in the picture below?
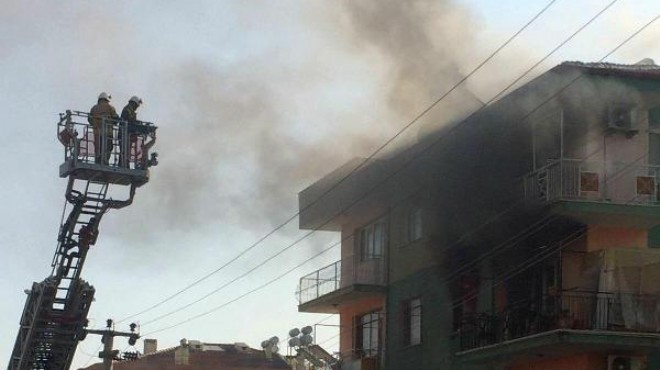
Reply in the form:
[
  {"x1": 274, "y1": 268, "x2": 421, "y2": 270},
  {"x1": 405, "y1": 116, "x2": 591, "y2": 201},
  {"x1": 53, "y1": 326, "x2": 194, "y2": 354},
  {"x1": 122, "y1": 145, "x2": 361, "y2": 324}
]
[
  {"x1": 457, "y1": 291, "x2": 660, "y2": 352},
  {"x1": 523, "y1": 159, "x2": 660, "y2": 206},
  {"x1": 57, "y1": 110, "x2": 157, "y2": 170},
  {"x1": 297, "y1": 256, "x2": 386, "y2": 305}
]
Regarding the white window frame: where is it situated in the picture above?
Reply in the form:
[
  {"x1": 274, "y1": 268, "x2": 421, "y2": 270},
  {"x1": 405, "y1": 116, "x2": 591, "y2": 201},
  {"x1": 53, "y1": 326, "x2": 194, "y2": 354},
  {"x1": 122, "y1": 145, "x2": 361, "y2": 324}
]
[{"x1": 358, "y1": 218, "x2": 386, "y2": 260}]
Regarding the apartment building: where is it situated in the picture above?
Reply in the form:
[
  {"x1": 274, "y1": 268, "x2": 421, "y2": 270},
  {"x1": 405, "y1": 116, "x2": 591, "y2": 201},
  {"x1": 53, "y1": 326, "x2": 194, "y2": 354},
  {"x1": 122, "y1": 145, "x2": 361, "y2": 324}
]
[{"x1": 296, "y1": 59, "x2": 660, "y2": 370}]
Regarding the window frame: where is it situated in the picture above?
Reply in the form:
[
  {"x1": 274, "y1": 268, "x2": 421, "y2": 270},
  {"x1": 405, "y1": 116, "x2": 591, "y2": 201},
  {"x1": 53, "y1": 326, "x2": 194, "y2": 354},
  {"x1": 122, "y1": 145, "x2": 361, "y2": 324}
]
[
  {"x1": 648, "y1": 106, "x2": 660, "y2": 132},
  {"x1": 405, "y1": 207, "x2": 423, "y2": 243},
  {"x1": 403, "y1": 297, "x2": 422, "y2": 347},
  {"x1": 355, "y1": 310, "x2": 381, "y2": 358},
  {"x1": 358, "y1": 217, "x2": 386, "y2": 261}
]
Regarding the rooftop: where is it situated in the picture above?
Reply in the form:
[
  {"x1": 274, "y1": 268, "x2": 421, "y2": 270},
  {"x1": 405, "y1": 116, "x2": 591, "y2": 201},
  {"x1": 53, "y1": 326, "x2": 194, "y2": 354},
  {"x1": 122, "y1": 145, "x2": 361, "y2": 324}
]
[
  {"x1": 78, "y1": 341, "x2": 290, "y2": 370},
  {"x1": 560, "y1": 58, "x2": 660, "y2": 79}
]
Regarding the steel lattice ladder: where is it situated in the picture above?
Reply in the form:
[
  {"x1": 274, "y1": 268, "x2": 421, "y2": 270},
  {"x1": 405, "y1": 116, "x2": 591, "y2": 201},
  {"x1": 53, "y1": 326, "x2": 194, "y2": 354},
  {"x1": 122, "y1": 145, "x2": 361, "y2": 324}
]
[{"x1": 8, "y1": 111, "x2": 157, "y2": 370}]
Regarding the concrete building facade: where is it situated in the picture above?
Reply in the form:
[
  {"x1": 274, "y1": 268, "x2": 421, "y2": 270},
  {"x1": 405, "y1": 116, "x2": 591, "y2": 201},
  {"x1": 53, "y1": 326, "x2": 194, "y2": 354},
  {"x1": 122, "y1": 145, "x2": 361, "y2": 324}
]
[{"x1": 296, "y1": 60, "x2": 660, "y2": 370}]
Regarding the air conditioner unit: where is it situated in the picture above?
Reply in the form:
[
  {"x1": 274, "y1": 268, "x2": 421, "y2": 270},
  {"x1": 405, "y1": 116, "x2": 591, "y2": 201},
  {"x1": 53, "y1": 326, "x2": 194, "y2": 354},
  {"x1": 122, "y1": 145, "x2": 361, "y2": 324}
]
[
  {"x1": 607, "y1": 355, "x2": 643, "y2": 370},
  {"x1": 606, "y1": 104, "x2": 638, "y2": 136}
]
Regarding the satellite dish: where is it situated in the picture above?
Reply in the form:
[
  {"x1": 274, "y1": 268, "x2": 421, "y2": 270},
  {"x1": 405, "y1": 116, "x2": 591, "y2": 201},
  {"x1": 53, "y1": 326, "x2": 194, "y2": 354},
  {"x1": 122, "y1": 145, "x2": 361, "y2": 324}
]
[
  {"x1": 288, "y1": 328, "x2": 300, "y2": 337},
  {"x1": 269, "y1": 336, "x2": 279, "y2": 345},
  {"x1": 300, "y1": 334, "x2": 313, "y2": 346},
  {"x1": 288, "y1": 337, "x2": 300, "y2": 347},
  {"x1": 301, "y1": 326, "x2": 313, "y2": 335},
  {"x1": 261, "y1": 340, "x2": 270, "y2": 349}
]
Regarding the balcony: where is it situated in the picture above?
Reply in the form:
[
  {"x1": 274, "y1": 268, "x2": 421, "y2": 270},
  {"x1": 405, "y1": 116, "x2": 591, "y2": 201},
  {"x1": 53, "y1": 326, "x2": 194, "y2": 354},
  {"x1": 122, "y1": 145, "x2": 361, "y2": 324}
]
[
  {"x1": 523, "y1": 159, "x2": 660, "y2": 226},
  {"x1": 297, "y1": 256, "x2": 386, "y2": 313},
  {"x1": 455, "y1": 291, "x2": 660, "y2": 364}
]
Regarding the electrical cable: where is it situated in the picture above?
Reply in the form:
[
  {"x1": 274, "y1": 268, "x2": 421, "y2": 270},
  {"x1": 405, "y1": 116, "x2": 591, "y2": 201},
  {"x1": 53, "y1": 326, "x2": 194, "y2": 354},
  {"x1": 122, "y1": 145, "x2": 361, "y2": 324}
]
[
  {"x1": 79, "y1": 344, "x2": 102, "y2": 368},
  {"x1": 131, "y1": 0, "x2": 619, "y2": 327},
  {"x1": 129, "y1": 3, "x2": 654, "y2": 336},
  {"x1": 326, "y1": 152, "x2": 652, "y2": 357},
  {"x1": 116, "y1": 0, "x2": 560, "y2": 323},
  {"x1": 237, "y1": 12, "x2": 660, "y2": 353}
]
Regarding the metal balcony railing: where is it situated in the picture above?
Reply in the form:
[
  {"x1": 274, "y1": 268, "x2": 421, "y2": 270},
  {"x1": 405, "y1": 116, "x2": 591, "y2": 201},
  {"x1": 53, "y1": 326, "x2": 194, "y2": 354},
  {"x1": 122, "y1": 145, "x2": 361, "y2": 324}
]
[
  {"x1": 57, "y1": 110, "x2": 157, "y2": 170},
  {"x1": 457, "y1": 291, "x2": 660, "y2": 352},
  {"x1": 297, "y1": 256, "x2": 386, "y2": 305},
  {"x1": 523, "y1": 159, "x2": 660, "y2": 206}
]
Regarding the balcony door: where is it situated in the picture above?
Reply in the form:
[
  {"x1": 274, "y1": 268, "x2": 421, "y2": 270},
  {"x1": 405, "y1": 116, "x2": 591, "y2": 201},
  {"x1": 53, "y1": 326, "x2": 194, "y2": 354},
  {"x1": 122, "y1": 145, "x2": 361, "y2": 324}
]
[{"x1": 355, "y1": 218, "x2": 387, "y2": 286}]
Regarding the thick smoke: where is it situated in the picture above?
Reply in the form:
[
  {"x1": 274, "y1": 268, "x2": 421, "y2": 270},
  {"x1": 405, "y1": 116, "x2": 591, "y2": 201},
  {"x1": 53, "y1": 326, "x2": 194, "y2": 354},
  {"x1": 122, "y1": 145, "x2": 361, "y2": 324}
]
[
  {"x1": 110, "y1": 0, "x2": 481, "y2": 243},
  {"x1": 113, "y1": 58, "x2": 386, "y2": 238},
  {"x1": 339, "y1": 0, "x2": 476, "y2": 116}
]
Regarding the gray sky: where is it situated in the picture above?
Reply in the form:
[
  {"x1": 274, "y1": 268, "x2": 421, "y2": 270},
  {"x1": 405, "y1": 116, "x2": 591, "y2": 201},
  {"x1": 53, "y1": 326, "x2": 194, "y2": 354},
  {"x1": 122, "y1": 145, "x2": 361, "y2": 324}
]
[{"x1": 1, "y1": 1, "x2": 659, "y2": 368}]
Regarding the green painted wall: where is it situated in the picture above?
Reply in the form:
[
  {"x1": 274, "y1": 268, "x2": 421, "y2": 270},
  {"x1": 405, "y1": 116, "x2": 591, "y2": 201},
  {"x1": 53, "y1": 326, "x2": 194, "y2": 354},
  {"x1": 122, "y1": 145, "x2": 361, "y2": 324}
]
[
  {"x1": 385, "y1": 267, "x2": 495, "y2": 370},
  {"x1": 649, "y1": 225, "x2": 660, "y2": 248}
]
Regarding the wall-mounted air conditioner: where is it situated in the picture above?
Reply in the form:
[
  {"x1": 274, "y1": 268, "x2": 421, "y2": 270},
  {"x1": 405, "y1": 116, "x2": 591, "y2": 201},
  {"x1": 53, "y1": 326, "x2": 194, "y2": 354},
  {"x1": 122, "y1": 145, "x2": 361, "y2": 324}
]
[
  {"x1": 606, "y1": 104, "x2": 638, "y2": 137},
  {"x1": 607, "y1": 355, "x2": 643, "y2": 370}
]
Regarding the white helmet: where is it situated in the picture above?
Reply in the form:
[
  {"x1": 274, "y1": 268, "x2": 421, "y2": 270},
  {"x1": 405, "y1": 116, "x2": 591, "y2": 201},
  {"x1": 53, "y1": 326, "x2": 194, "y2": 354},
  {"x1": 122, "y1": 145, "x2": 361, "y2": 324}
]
[
  {"x1": 98, "y1": 92, "x2": 111, "y2": 101},
  {"x1": 129, "y1": 96, "x2": 143, "y2": 105}
]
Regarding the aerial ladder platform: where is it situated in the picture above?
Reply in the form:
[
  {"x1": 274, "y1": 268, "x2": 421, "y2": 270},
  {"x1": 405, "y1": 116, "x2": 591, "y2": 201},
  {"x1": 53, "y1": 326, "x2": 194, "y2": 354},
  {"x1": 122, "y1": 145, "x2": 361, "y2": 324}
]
[{"x1": 7, "y1": 111, "x2": 158, "y2": 370}]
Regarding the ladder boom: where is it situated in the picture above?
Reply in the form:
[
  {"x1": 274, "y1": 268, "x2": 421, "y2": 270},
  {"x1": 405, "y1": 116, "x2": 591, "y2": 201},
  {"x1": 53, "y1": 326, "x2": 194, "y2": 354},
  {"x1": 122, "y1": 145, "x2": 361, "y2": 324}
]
[{"x1": 8, "y1": 110, "x2": 158, "y2": 370}]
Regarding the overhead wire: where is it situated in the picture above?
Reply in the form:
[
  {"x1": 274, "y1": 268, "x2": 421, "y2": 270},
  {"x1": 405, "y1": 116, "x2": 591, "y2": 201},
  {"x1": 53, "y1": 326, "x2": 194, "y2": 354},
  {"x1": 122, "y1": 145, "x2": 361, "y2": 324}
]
[
  {"x1": 139, "y1": 10, "x2": 660, "y2": 350},
  {"x1": 116, "y1": 0, "x2": 560, "y2": 324},
  {"x1": 129, "y1": 2, "x2": 656, "y2": 340},
  {"x1": 315, "y1": 149, "x2": 651, "y2": 357},
  {"x1": 131, "y1": 0, "x2": 618, "y2": 329}
]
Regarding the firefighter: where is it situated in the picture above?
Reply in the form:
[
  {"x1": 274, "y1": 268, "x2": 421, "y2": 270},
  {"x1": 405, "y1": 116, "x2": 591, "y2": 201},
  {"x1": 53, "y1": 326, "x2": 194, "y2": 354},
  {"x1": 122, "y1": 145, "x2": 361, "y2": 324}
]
[
  {"x1": 119, "y1": 96, "x2": 143, "y2": 167},
  {"x1": 88, "y1": 92, "x2": 118, "y2": 165}
]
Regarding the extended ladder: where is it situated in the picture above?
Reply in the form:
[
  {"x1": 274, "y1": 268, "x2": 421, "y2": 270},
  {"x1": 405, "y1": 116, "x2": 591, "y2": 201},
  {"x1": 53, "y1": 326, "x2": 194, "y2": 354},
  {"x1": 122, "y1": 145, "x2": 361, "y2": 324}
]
[{"x1": 8, "y1": 111, "x2": 157, "y2": 370}]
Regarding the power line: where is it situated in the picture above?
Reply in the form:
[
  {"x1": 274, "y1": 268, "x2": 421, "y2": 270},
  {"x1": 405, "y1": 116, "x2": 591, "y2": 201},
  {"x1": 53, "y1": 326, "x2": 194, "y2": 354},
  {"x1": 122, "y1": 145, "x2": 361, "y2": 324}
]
[
  {"x1": 117, "y1": 0, "x2": 559, "y2": 323},
  {"x1": 308, "y1": 148, "x2": 654, "y2": 357},
  {"x1": 131, "y1": 0, "x2": 630, "y2": 329},
  {"x1": 141, "y1": 145, "x2": 649, "y2": 335},
  {"x1": 132, "y1": 0, "x2": 617, "y2": 327},
  {"x1": 130, "y1": 1, "x2": 650, "y2": 334}
]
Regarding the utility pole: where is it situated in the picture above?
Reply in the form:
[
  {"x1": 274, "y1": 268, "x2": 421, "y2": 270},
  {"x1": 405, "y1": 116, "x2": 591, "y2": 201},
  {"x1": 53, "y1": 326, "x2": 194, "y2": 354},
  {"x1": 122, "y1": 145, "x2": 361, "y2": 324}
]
[{"x1": 86, "y1": 319, "x2": 140, "y2": 370}]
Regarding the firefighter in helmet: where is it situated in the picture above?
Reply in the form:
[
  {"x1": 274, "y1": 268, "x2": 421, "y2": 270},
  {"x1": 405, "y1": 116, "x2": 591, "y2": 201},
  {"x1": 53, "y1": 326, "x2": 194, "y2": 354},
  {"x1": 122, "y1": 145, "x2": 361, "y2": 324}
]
[
  {"x1": 88, "y1": 92, "x2": 118, "y2": 165},
  {"x1": 119, "y1": 96, "x2": 143, "y2": 167}
]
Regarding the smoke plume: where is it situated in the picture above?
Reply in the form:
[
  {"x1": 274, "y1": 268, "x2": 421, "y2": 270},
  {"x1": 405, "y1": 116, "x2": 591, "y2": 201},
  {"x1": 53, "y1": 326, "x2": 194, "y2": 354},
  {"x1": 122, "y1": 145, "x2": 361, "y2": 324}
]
[{"x1": 110, "y1": 0, "x2": 481, "y2": 243}]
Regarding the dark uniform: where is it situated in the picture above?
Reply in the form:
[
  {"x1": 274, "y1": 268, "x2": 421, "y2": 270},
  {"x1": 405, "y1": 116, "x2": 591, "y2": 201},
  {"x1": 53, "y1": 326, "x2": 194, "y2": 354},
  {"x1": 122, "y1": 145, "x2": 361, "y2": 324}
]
[{"x1": 119, "y1": 100, "x2": 140, "y2": 167}]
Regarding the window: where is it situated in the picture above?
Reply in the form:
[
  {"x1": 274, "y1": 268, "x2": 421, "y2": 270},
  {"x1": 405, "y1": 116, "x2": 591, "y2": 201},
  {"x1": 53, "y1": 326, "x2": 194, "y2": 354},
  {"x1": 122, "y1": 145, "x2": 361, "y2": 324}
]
[
  {"x1": 406, "y1": 207, "x2": 423, "y2": 242},
  {"x1": 650, "y1": 133, "x2": 660, "y2": 165},
  {"x1": 358, "y1": 218, "x2": 386, "y2": 260},
  {"x1": 649, "y1": 106, "x2": 660, "y2": 130},
  {"x1": 355, "y1": 311, "x2": 380, "y2": 357},
  {"x1": 403, "y1": 298, "x2": 422, "y2": 346}
]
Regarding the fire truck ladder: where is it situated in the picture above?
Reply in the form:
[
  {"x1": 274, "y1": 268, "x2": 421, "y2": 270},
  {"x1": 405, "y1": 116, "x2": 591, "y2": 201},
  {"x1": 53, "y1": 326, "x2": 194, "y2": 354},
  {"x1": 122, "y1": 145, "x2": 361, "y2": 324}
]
[{"x1": 8, "y1": 111, "x2": 157, "y2": 370}]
